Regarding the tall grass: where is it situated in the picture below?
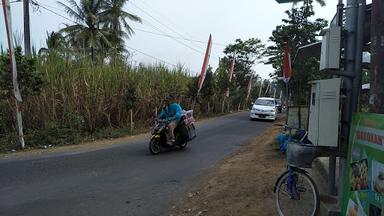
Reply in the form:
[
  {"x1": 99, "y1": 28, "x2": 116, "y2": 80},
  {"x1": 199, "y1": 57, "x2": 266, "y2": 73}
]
[
  {"x1": 0, "y1": 54, "x2": 196, "y2": 151},
  {"x1": 0, "y1": 54, "x2": 264, "y2": 151}
]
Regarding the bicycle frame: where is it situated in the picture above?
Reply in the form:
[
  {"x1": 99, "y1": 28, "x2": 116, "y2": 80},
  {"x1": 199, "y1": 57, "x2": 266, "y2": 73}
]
[
  {"x1": 273, "y1": 166, "x2": 309, "y2": 195},
  {"x1": 287, "y1": 166, "x2": 300, "y2": 200}
]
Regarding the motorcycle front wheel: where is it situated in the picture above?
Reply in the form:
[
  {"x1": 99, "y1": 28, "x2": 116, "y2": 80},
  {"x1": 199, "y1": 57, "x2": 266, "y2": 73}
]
[{"x1": 149, "y1": 137, "x2": 161, "y2": 155}]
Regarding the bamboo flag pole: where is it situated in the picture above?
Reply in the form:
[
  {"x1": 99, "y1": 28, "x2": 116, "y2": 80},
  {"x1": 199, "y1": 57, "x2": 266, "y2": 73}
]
[
  {"x1": 194, "y1": 34, "x2": 212, "y2": 110},
  {"x1": 273, "y1": 87, "x2": 277, "y2": 98},
  {"x1": 2, "y1": 0, "x2": 25, "y2": 149},
  {"x1": 264, "y1": 82, "x2": 270, "y2": 96},
  {"x1": 245, "y1": 76, "x2": 253, "y2": 102}
]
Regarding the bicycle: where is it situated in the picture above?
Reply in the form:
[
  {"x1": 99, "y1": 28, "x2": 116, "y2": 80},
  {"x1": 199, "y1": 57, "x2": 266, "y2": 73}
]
[{"x1": 273, "y1": 124, "x2": 320, "y2": 216}]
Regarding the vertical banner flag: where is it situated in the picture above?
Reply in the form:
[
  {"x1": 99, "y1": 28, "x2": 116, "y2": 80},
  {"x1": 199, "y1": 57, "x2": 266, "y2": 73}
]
[
  {"x1": 2, "y1": 0, "x2": 22, "y2": 102},
  {"x1": 197, "y1": 34, "x2": 212, "y2": 93},
  {"x1": 283, "y1": 43, "x2": 292, "y2": 84},
  {"x1": 2, "y1": 0, "x2": 25, "y2": 149},
  {"x1": 246, "y1": 76, "x2": 252, "y2": 101},
  {"x1": 225, "y1": 51, "x2": 236, "y2": 97}
]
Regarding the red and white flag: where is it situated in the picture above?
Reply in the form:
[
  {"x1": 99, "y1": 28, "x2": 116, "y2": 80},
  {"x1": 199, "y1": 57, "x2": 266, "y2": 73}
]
[
  {"x1": 2, "y1": 0, "x2": 22, "y2": 101},
  {"x1": 246, "y1": 76, "x2": 253, "y2": 101},
  {"x1": 197, "y1": 34, "x2": 212, "y2": 93},
  {"x1": 225, "y1": 51, "x2": 236, "y2": 97},
  {"x1": 283, "y1": 43, "x2": 292, "y2": 84}
]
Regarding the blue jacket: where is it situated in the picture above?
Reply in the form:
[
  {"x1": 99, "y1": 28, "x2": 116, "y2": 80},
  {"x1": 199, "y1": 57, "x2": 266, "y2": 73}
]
[{"x1": 159, "y1": 103, "x2": 182, "y2": 123}]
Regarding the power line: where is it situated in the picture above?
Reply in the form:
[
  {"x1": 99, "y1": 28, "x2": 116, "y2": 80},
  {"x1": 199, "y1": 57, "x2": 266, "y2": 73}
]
[
  {"x1": 125, "y1": 45, "x2": 177, "y2": 67},
  {"x1": 130, "y1": 1, "x2": 206, "y2": 51},
  {"x1": 36, "y1": 1, "x2": 212, "y2": 58},
  {"x1": 136, "y1": 0, "x2": 204, "y2": 43},
  {"x1": 28, "y1": 2, "x2": 208, "y2": 73},
  {"x1": 133, "y1": 27, "x2": 226, "y2": 47},
  {"x1": 28, "y1": 2, "x2": 183, "y2": 69},
  {"x1": 139, "y1": 17, "x2": 206, "y2": 56},
  {"x1": 32, "y1": 2, "x2": 79, "y2": 25},
  {"x1": 129, "y1": 2, "x2": 222, "y2": 58},
  {"x1": 35, "y1": 1, "x2": 63, "y2": 12},
  {"x1": 135, "y1": 0, "x2": 224, "y2": 58}
]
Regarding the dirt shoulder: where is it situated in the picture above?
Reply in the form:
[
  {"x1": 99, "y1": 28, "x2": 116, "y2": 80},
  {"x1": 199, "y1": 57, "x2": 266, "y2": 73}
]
[
  {"x1": 0, "y1": 132, "x2": 151, "y2": 160},
  {"x1": 169, "y1": 122, "x2": 286, "y2": 216}
]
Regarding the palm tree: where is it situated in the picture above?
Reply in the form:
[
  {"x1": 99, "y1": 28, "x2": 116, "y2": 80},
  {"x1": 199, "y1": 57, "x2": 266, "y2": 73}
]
[
  {"x1": 101, "y1": 0, "x2": 142, "y2": 53},
  {"x1": 58, "y1": 0, "x2": 111, "y2": 60},
  {"x1": 38, "y1": 31, "x2": 66, "y2": 57}
]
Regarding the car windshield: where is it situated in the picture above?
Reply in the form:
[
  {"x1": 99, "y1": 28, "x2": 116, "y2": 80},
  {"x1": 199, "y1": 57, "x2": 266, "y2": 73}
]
[{"x1": 255, "y1": 99, "x2": 275, "y2": 106}]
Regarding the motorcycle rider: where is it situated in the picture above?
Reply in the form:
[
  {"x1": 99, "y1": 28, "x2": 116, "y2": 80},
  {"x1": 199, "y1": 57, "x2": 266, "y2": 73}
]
[{"x1": 158, "y1": 95, "x2": 182, "y2": 145}]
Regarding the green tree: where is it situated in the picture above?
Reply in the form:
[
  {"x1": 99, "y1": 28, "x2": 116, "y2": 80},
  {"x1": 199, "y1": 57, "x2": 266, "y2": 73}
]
[
  {"x1": 101, "y1": 0, "x2": 142, "y2": 54},
  {"x1": 0, "y1": 47, "x2": 44, "y2": 100},
  {"x1": 222, "y1": 38, "x2": 265, "y2": 107},
  {"x1": 199, "y1": 67, "x2": 217, "y2": 112},
  {"x1": 58, "y1": 0, "x2": 111, "y2": 59},
  {"x1": 38, "y1": 31, "x2": 67, "y2": 58},
  {"x1": 265, "y1": 3, "x2": 328, "y2": 104}
]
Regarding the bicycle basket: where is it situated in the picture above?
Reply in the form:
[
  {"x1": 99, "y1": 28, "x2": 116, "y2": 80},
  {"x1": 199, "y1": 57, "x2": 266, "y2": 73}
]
[{"x1": 286, "y1": 141, "x2": 316, "y2": 168}]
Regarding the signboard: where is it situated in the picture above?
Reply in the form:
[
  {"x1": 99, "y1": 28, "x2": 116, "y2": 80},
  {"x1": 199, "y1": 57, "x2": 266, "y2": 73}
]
[{"x1": 342, "y1": 113, "x2": 384, "y2": 216}]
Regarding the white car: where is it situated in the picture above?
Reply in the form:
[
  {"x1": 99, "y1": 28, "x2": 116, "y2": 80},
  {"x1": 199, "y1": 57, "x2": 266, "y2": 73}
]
[{"x1": 250, "y1": 97, "x2": 277, "y2": 121}]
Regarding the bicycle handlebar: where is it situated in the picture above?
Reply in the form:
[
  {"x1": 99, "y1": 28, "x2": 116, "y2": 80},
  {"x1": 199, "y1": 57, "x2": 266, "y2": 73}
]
[{"x1": 156, "y1": 118, "x2": 168, "y2": 123}]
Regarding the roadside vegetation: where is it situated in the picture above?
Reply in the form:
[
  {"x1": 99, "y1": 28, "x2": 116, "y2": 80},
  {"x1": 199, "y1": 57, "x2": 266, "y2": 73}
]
[
  {"x1": 0, "y1": 0, "x2": 330, "y2": 152},
  {"x1": 0, "y1": 0, "x2": 272, "y2": 152}
]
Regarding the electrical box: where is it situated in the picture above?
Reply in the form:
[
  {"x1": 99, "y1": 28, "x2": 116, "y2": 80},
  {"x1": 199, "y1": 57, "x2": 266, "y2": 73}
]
[
  {"x1": 320, "y1": 27, "x2": 341, "y2": 70},
  {"x1": 308, "y1": 78, "x2": 341, "y2": 147}
]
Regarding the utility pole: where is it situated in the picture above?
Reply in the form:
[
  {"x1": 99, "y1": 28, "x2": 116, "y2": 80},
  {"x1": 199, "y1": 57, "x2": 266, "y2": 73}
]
[
  {"x1": 328, "y1": 0, "x2": 345, "y2": 197},
  {"x1": 337, "y1": 0, "x2": 365, "y2": 204},
  {"x1": 23, "y1": 0, "x2": 31, "y2": 56},
  {"x1": 353, "y1": 0, "x2": 365, "y2": 111},
  {"x1": 370, "y1": 0, "x2": 384, "y2": 113}
]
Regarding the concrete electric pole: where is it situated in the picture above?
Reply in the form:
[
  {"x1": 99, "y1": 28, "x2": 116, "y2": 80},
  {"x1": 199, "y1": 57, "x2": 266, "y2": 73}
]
[
  {"x1": 23, "y1": 0, "x2": 31, "y2": 56},
  {"x1": 369, "y1": 0, "x2": 384, "y2": 113}
]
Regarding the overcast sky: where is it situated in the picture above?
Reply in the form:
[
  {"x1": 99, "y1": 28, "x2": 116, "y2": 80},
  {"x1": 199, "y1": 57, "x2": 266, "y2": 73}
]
[{"x1": 0, "y1": 0, "x2": 363, "y2": 79}]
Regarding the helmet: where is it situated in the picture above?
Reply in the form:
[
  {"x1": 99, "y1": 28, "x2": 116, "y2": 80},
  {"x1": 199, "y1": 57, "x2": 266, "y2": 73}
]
[{"x1": 164, "y1": 95, "x2": 173, "y2": 102}]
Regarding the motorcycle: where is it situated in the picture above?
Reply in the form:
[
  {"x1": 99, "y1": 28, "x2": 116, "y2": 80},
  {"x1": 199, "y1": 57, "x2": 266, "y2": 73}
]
[{"x1": 149, "y1": 110, "x2": 196, "y2": 155}]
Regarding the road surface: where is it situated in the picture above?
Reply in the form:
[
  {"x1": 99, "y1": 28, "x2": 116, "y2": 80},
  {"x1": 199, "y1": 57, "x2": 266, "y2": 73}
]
[{"x1": 0, "y1": 112, "x2": 272, "y2": 216}]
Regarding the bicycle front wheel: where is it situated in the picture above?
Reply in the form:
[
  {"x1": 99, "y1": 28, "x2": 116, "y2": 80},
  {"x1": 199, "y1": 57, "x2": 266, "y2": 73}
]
[{"x1": 275, "y1": 170, "x2": 319, "y2": 216}]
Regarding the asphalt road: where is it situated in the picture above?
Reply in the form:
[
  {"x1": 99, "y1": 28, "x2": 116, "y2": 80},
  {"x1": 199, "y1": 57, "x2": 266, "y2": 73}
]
[{"x1": 0, "y1": 112, "x2": 272, "y2": 216}]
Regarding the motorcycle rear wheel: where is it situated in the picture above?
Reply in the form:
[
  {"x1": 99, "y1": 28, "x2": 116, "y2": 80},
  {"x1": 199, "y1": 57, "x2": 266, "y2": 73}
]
[
  {"x1": 178, "y1": 141, "x2": 188, "y2": 149},
  {"x1": 149, "y1": 137, "x2": 161, "y2": 155}
]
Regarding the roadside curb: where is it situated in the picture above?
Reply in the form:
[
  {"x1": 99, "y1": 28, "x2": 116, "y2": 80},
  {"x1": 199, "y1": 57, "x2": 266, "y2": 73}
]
[
  {"x1": 313, "y1": 157, "x2": 341, "y2": 216},
  {"x1": 313, "y1": 157, "x2": 330, "y2": 183}
]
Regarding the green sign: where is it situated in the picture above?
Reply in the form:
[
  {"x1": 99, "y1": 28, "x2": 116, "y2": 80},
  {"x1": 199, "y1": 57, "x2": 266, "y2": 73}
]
[{"x1": 342, "y1": 113, "x2": 384, "y2": 216}]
